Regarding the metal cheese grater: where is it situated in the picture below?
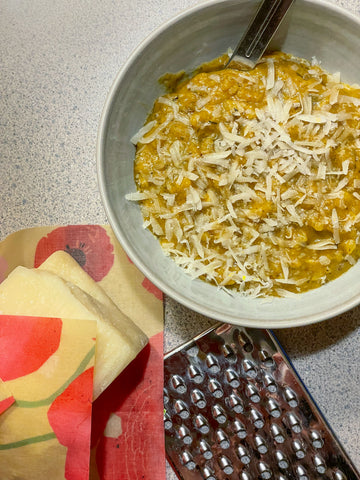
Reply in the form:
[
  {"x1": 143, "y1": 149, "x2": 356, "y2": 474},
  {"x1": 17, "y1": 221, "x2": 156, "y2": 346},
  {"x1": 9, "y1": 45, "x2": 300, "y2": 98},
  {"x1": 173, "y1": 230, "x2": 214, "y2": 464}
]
[{"x1": 164, "y1": 323, "x2": 360, "y2": 480}]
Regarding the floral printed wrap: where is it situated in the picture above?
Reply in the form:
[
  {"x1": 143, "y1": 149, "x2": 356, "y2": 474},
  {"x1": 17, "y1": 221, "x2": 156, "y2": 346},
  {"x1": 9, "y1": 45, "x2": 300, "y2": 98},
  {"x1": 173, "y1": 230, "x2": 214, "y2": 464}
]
[{"x1": 0, "y1": 225, "x2": 165, "y2": 480}]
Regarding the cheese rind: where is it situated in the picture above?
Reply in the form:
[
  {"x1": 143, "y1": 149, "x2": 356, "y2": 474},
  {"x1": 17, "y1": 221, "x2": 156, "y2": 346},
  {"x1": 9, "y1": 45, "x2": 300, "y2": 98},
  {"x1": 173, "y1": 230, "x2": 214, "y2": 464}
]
[{"x1": 0, "y1": 266, "x2": 148, "y2": 399}]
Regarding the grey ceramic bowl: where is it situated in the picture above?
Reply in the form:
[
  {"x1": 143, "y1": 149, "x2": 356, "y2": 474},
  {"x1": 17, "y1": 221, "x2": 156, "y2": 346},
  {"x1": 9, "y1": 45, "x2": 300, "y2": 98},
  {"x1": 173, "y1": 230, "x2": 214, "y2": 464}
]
[{"x1": 97, "y1": 0, "x2": 360, "y2": 328}]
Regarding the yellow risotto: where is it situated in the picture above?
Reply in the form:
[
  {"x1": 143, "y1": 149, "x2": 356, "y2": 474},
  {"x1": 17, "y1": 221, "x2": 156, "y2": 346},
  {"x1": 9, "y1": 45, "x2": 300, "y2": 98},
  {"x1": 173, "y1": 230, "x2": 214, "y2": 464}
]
[{"x1": 127, "y1": 51, "x2": 360, "y2": 297}]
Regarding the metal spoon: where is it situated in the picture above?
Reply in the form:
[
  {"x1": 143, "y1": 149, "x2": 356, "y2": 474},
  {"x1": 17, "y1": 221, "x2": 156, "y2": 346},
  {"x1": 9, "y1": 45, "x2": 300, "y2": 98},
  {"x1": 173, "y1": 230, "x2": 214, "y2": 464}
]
[{"x1": 226, "y1": 0, "x2": 295, "y2": 70}]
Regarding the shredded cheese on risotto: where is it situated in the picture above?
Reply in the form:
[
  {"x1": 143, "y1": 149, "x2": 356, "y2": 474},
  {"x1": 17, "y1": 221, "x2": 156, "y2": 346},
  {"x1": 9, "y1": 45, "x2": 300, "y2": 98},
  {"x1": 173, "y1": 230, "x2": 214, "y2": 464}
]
[{"x1": 127, "y1": 51, "x2": 360, "y2": 297}]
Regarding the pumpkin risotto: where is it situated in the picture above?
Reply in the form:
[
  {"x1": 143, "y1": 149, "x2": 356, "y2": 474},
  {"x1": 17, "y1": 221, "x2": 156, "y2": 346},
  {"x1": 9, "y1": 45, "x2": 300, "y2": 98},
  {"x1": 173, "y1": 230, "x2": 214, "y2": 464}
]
[{"x1": 127, "y1": 51, "x2": 360, "y2": 297}]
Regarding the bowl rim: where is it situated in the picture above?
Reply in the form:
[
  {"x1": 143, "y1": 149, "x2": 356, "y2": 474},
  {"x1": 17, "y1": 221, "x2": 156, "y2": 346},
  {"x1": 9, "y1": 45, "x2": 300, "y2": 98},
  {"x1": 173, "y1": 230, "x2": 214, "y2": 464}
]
[{"x1": 97, "y1": 0, "x2": 360, "y2": 328}]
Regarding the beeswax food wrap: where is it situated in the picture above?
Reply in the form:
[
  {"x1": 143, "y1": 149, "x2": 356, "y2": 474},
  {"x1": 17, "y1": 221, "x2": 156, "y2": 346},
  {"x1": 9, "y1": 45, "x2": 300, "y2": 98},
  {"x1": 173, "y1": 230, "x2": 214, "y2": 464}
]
[
  {"x1": 0, "y1": 225, "x2": 165, "y2": 480},
  {"x1": 0, "y1": 315, "x2": 96, "y2": 480}
]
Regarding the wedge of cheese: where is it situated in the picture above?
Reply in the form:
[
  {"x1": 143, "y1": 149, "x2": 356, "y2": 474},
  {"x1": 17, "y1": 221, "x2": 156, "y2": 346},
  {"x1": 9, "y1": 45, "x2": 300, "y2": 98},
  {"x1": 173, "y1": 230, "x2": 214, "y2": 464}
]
[
  {"x1": 0, "y1": 265, "x2": 148, "y2": 399},
  {"x1": 38, "y1": 251, "x2": 145, "y2": 345}
]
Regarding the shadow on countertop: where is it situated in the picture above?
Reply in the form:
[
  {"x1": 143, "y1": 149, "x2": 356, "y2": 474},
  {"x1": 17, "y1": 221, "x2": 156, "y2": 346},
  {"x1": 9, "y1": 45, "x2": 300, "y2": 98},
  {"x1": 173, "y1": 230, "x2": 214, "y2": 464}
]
[
  {"x1": 164, "y1": 295, "x2": 360, "y2": 357},
  {"x1": 273, "y1": 304, "x2": 360, "y2": 357}
]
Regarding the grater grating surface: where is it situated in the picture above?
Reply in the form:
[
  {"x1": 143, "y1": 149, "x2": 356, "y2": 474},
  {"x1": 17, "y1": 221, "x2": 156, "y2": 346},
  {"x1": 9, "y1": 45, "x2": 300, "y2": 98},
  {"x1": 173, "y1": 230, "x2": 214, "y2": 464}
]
[{"x1": 164, "y1": 323, "x2": 360, "y2": 480}]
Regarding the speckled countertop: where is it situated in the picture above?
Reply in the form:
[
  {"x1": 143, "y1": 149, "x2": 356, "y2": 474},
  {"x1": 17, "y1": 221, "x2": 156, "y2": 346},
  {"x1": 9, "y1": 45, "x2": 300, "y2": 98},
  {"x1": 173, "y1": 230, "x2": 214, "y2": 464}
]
[{"x1": 0, "y1": 0, "x2": 359, "y2": 476}]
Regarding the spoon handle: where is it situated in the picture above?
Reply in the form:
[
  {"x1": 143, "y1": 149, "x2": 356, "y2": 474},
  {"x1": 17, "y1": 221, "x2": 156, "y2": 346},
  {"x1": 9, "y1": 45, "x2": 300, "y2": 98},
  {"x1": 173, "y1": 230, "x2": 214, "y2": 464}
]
[{"x1": 227, "y1": 0, "x2": 295, "y2": 70}]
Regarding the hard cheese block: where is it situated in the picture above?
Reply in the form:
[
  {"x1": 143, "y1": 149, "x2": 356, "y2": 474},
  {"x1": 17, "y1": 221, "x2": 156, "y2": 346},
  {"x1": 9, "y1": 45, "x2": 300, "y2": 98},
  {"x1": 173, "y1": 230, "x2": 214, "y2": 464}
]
[
  {"x1": 38, "y1": 251, "x2": 147, "y2": 348},
  {"x1": 0, "y1": 265, "x2": 148, "y2": 399}
]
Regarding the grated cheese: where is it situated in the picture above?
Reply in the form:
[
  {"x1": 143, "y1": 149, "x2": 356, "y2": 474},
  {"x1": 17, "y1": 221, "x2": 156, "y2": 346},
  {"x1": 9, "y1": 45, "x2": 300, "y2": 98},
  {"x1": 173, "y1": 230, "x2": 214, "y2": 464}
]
[
  {"x1": 128, "y1": 51, "x2": 360, "y2": 297},
  {"x1": 130, "y1": 120, "x2": 156, "y2": 144},
  {"x1": 331, "y1": 208, "x2": 340, "y2": 244}
]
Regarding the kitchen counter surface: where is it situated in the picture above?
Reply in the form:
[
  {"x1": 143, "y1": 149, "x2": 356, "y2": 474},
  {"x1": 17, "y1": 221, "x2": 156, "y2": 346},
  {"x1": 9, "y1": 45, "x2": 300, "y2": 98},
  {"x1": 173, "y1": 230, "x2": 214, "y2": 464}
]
[{"x1": 1, "y1": 0, "x2": 359, "y2": 476}]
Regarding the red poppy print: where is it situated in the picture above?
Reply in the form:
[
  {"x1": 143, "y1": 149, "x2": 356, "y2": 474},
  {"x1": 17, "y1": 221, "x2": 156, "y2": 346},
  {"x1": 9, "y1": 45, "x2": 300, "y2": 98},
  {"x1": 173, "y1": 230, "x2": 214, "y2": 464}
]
[
  {"x1": 0, "y1": 316, "x2": 62, "y2": 381},
  {"x1": 142, "y1": 277, "x2": 163, "y2": 300},
  {"x1": 0, "y1": 395, "x2": 15, "y2": 414},
  {"x1": 92, "y1": 332, "x2": 165, "y2": 480},
  {"x1": 34, "y1": 226, "x2": 114, "y2": 282},
  {"x1": 126, "y1": 255, "x2": 163, "y2": 300},
  {"x1": 48, "y1": 367, "x2": 94, "y2": 480}
]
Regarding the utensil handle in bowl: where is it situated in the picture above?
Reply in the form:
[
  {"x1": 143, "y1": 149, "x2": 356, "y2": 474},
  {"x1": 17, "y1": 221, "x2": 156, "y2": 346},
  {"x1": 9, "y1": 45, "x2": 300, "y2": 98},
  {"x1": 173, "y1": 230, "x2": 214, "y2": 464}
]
[{"x1": 227, "y1": 0, "x2": 295, "y2": 70}]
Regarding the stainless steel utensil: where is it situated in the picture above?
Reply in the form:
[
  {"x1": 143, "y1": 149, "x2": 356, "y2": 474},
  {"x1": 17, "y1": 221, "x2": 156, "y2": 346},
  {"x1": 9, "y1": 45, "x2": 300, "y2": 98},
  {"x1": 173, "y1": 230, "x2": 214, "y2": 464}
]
[{"x1": 227, "y1": 0, "x2": 295, "y2": 70}]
